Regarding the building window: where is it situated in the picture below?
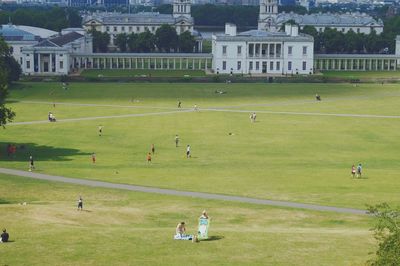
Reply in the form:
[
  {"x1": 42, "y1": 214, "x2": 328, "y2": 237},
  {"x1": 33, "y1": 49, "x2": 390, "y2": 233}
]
[
  {"x1": 256, "y1": 61, "x2": 259, "y2": 70},
  {"x1": 237, "y1": 61, "x2": 241, "y2": 70},
  {"x1": 20, "y1": 57, "x2": 22, "y2": 64},
  {"x1": 237, "y1": 45, "x2": 242, "y2": 55},
  {"x1": 288, "y1": 61, "x2": 292, "y2": 71},
  {"x1": 60, "y1": 61, "x2": 64, "y2": 69},
  {"x1": 222, "y1": 45, "x2": 227, "y2": 55},
  {"x1": 106, "y1": 26, "x2": 110, "y2": 31},
  {"x1": 113, "y1": 26, "x2": 117, "y2": 32},
  {"x1": 342, "y1": 28, "x2": 345, "y2": 32},
  {"x1": 152, "y1": 27, "x2": 155, "y2": 31},
  {"x1": 270, "y1": 61, "x2": 274, "y2": 70},
  {"x1": 288, "y1": 46, "x2": 293, "y2": 55},
  {"x1": 26, "y1": 60, "x2": 30, "y2": 69},
  {"x1": 319, "y1": 28, "x2": 322, "y2": 32},
  {"x1": 302, "y1": 46, "x2": 307, "y2": 55},
  {"x1": 136, "y1": 26, "x2": 140, "y2": 31},
  {"x1": 122, "y1": 26, "x2": 125, "y2": 31},
  {"x1": 249, "y1": 61, "x2": 253, "y2": 70},
  {"x1": 276, "y1": 61, "x2": 280, "y2": 71},
  {"x1": 302, "y1": 61, "x2": 306, "y2": 71},
  {"x1": 222, "y1": 61, "x2": 227, "y2": 70},
  {"x1": 129, "y1": 26, "x2": 132, "y2": 32},
  {"x1": 145, "y1": 27, "x2": 149, "y2": 31},
  {"x1": 357, "y1": 28, "x2": 360, "y2": 33},
  {"x1": 60, "y1": 54, "x2": 63, "y2": 57}
]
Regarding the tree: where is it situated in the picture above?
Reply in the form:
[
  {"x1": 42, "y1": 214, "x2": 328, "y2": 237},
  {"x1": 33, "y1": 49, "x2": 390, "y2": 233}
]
[
  {"x1": 115, "y1": 33, "x2": 128, "y2": 52},
  {"x1": 0, "y1": 38, "x2": 17, "y2": 127},
  {"x1": 90, "y1": 30, "x2": 110, "y2": 53},
  {"x1": 136, "y1": 30, "x2": 155, "y2": 52},
  {"x1": 367, "y1": 203, "x2": 400, "y2": 266},
  {"x1": 155, "y1": 24, "x2": 178, "y2": 52},
  {"x1": 127, "y1": 33, "x2": 138, "y2": 52},
  {"x1": 178, "y1": 31, "x2": 195, "y2": 53}
]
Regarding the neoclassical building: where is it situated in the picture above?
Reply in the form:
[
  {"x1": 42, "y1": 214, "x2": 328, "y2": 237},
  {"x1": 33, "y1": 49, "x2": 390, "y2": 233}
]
[
  {"x1": 21, "y1": 29, "x2": 93, "y2": 75},
  {"x1": 212, "y1": 23, "x2": 314, "y2": 75},
  {"x1": 258, "y1": 0, "x2": 383, "y2": 34},
  {"x1": 82, "y1": 0, "x2": 202, "y2": 50}
]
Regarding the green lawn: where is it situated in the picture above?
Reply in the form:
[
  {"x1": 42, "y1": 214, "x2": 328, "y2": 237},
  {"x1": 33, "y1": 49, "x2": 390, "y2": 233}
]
[
  {"x1": 0, "y1": 174, "x2": 375, "y2": 266},
  {"x1": 80, "y1": 69, "x2": 207, "y2": 78},
  {"x1": 321, "y1": 70, "x2": 400, "y2": 79},
  {"x1": 2, "y1": 82, "x2": 400, "y2": 209}
]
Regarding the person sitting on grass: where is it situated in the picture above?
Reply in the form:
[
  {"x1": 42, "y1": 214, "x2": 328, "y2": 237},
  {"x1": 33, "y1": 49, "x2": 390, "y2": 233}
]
[
  {"x1": 316, "y1": 94, "x2": 321, "y2": 101},
  {"x1": 0, "y1": 229, "x2": 9, "y2": 243},
  {"x1": 174, "y1": 222, "x2": 193, "y2": 240}
]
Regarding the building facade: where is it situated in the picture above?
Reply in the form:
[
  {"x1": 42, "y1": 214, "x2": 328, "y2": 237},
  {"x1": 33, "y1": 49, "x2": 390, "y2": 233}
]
[
  {"x1": 258, "y1": 0, "x2": 384, "y2": 34},
  {"x1": 21, "y1": 30, "x2": 93, "y2": 75},
  {"x1": 82, "y1": 0, "x2": 197, "y2": 47},
  {"x1": 212, "y1": 23, "x2": 314, "y2": 75}
]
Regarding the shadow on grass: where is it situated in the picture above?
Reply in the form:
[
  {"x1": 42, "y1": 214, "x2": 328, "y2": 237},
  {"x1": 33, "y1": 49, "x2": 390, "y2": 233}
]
[
  {"x1": 201, "y1": 235, "x2": 224, "y2": 242},
  {"x1": 0, "y1": 142, "x2": 91, "y2": 162}
]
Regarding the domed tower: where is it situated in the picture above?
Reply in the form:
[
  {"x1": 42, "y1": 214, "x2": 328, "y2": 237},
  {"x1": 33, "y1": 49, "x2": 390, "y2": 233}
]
[
  {"x1": 258, "y1": 0, "x2": 278, "y2": 32},
  {"x1": 173, "y1": 0, "x2": 192, "y2": 20}
]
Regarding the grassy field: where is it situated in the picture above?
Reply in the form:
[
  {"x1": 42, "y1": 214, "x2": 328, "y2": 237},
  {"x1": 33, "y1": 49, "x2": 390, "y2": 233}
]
[
  {"x1": 0, "y1": 174, "x2": 376, "y2": 265},
  {"x1": 2, "y1": 82, "x2": 400, "y2": 210},
  {"x1": 321, "y1": 70, "x2": 400, "y2": 79},
  {"x1": 80, "y1": 69, "x2": 207, "y2": 78}
]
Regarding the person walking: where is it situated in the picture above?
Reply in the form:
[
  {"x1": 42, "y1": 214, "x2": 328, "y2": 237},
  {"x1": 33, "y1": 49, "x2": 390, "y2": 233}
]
[
  {"x1": 29, "y1": 155, "x2": 34, "y2": 171},
  {"x1": 92, "y1": 153, "x2": 96, "y2": 164},
  {"x1": 175, "y1": 135, "x2": 179, "y2": 147},
  {"x1": 151, "y1": 144, "x2": 155, "y2": 155},
  {"x1": 178, "y1": 100, "x2": 181, "y2": 108},
  {"x1": 357, "y1": 163, "x2": 362, "y2": 178},
  {"x1": 77, "y1": 196, "x2": 83, "y2": 211},
  {"x1": 147, "y1": 152, "x2": 152, "y2": 163},
  {"x1": 98, "y1": 125, "x2": 103, "y2": 136},
  {"x1": 186, "y1": 145, "x2": 191, "y2": 158},
  {"x1": 351, "y1": 164, "x2": 356, "y2": 178}
]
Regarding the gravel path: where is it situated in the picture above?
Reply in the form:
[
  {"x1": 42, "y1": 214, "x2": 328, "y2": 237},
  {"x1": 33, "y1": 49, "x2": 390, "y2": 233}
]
[{"x1": 0, "y1": 167, "x2": 367, "y2": 215}]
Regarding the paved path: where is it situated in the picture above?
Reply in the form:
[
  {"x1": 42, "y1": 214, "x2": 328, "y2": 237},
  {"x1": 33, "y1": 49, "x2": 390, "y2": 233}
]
[
  {"x1": 0, "y1": 167, "x2": 367, "y2": 215},
  {"x1": 9, "y1": 109, "x2": 194, "y2": 126}
]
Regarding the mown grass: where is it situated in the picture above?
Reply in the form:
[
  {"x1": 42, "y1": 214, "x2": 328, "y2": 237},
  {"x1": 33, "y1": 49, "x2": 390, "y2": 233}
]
[
  {"x1": 2, "y1": 82, "x2": 400, "y2": 209},
  {"x1": 0, "y1": 174, "x2": 376, "y2": 266}
]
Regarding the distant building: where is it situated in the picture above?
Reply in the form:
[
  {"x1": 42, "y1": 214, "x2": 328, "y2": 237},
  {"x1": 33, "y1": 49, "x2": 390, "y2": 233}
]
[
  {"x1": 212, "y1": 23, "x2": 314, "y2": 75},
  {"x1": 258, "y1": 0, "x2": 384, "y2": 34},
  {"x1": 82, "y1": 0, "x2": 202, "y2": 51},
  {"x1": 20, "y1": 29, "x2": 93, "y2": 75},
  {"x1": 0, "y1": 24, "x2": 57, "y2": 65}
]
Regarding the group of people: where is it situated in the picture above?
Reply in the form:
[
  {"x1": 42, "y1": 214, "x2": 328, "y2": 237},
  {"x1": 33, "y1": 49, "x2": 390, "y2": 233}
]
[
  {"x1": 249, "y1": 112, "x2": 257, "y2": 123},
  {"x1": 351, "y1": 163, "x2": 363, "y2": 178},
  {"x1": 175, "y1": 210, "x2": 209, "y2": 241},
  {"x1": 48, "y1": 112, "x2": 56, "y2": 122}
]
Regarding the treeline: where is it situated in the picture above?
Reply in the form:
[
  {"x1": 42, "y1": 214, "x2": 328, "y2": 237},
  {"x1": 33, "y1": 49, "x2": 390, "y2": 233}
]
[
  {"x1": 302, "y1": 15, "x2": 400, "y2": 54},
  {"x1": 0, "y1": 7, "x2": 81, "y2": 31},
  {"x1": 91, "y1": 24, "x2": 196, "y2": 53}
]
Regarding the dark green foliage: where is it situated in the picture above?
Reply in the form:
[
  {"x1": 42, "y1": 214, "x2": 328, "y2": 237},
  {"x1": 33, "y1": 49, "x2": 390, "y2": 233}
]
[
  {"x1": 136, "y1": 30, "x2": 156, "y2": 52},
  {"x1": 115, "y1": 33, "x2": 128, "y2": 52},
  {"x1": 178, "y1": 31, "x2": 195, "y2": 53},
  {"x1": 0, "y1": 38, "x2": 17, "y2": 127},
  {"x1": 0, "y1": 7, "x2": 81, "y2": 32},
  {"x1": 155, "y1": 24, "x2": 178, "y2": 52},
  {"x1": 367, "y1": 203, "x2": 400, "y2": 266},
  {"x1": 90, "y1": 30, "x2": 110, "y2": 53}
]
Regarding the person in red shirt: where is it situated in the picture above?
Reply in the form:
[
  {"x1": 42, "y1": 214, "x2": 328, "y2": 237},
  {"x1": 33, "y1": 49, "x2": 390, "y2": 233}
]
[{"x1": 147, "y1": 152, "x2": 152, "y2": 163}]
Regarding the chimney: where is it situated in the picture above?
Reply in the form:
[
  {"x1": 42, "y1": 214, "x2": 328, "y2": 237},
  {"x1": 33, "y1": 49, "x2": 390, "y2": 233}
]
[
  {"x1": 285, "y1": 24, "x2": 291, "y2": 35},
  {"x1": 225, "y1": 23, "x2": 237, "y2": 36}
]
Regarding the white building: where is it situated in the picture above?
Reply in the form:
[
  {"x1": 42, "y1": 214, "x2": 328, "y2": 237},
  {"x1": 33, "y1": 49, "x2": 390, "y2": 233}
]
[
  {"x1": 0, "y1": 24, "x2": 57, "y2": 65},
  {"x1": 21, "y1": 30, "x2": 93, "y2": 75},
  {"x1": 258, "y1": 0, "x2": 384, "y2": 34},
  {"x1": 212, "y1": 23, "x2": 314, "y2": 75},
  {"x1": 82, "y1": 0, "x2": 200, "y2": 48}
]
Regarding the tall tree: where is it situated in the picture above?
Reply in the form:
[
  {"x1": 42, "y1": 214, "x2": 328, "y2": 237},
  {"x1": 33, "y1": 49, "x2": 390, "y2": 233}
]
[
  {"x1": 90, "y1": 30, "x2": 110, "y2": 53},
  {"x1": 115, "y1": 33, "x2": 128, "y2": 52},
  {"x1": 136, "y1": 30, "x2": 155, "y2": 53},
  {"x1": 367, "y1": 203, "x2": 400, "y2": 266},
  {"x1": 127, "y1": 33, "x2": 138, "y2": 52},
  {"x1": 0, "y1": 38, "x2": 18, "y2": 127},
  {"x1": 155, "y1": 24, "x2": 178, "y2": 52},
  {"x1": 178, "y1": 31, "x2": 195, "y2": 53}
]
